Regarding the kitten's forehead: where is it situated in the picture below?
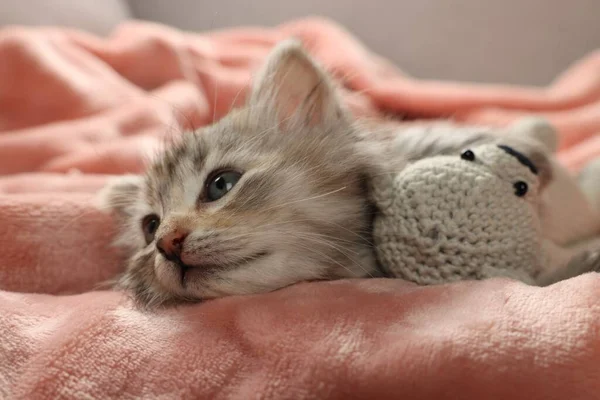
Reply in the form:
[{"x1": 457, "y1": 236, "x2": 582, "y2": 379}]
[
  {"x1": 151, "y1": 132, "x2": 205, "y2": 175},
  {"x1": 148, "y1": 109, "x2": 258, "y2": 177},
  {"x1": 143, "y1": 101, "x2": 359, "y2": 211},
  {"x1": 144, "y1": 120, "x2": 269, "y2": 209},
  {"x1": 145, "y1": 133, "x2": 205, "y2": 205}
]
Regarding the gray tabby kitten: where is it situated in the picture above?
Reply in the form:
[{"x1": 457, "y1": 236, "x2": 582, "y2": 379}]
[{"x1": 99, "y1": 40, "x2": 598, "y2": 307}]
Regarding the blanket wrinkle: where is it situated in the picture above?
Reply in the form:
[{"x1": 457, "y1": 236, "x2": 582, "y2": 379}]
[{"x1": 0, "y1": 17, "x2": 600, "y2": 399}]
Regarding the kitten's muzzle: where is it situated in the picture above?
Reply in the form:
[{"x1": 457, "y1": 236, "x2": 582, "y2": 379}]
[
  {"x1": 156, "y1": 230, "x2": 194, "y2": 287},
  {"x1": 156, "y1": 230, "x2": 188, "y2": 261}
]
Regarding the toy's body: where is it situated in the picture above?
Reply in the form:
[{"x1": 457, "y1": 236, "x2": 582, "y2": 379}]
[{"x1": 371, "y1": 118, "x2": 600, "y2": 286}]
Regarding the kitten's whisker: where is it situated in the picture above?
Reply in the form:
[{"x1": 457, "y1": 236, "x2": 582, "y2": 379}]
[
  {"x1": 288, "y1": 240, "x2": 372, "y2": 279},
  {"x1": 319, "y1": 220, "x2": 374, "y2": 245},
  {"x1": 55, "y1": 209, "x2": 112, "y2": 236},
  {"x1": 283, "y1": 231, "x2": 374, "y2": 278},
  {"x1": 261, "y1": 186, "x2": 347, "y2": 213},
  {"x1": 212, "y1": 76, "x2": 219, "y2": 124},
  {"x1": 228, "y1": 76, "x2": 251, "y2": 114},
  {"x1": 146, "y1": 92, "x2": 199, "y2": 133},
  {"x1": 212, "y1": 218, "x2": 321, "y2": 241},
  {"x1": 286, "y1": 231, "x2": 364, "y2": 248},
  {"x1": 287, "y1": 232, "x2": 360, "y2": 257}
]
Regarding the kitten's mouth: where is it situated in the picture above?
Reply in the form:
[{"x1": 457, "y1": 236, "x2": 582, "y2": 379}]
[{"x1": 175, "y1": 250, "x2": 271, "y2": 288}]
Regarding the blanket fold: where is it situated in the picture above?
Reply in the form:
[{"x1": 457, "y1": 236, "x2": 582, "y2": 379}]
[{"x1": 1, "y1": 17, "x2": 599, "y2": 399}]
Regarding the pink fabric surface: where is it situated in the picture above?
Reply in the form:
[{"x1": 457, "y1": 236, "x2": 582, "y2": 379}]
[{"x1": 1, "y1": 18, "x2": 600, "y2": 399}]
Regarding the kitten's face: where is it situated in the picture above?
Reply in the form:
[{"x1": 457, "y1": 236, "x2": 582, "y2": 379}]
[{"x1": 99, "y1": 41, "x2": 377, "y2": 307}]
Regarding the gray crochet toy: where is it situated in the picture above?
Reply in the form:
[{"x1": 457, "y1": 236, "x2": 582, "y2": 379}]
[{"x1": 371, "y1": 118, "x2": 599, "y2": 286}]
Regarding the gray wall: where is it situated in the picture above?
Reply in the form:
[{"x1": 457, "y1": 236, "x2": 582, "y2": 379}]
[{"x1": 1, "y1": 0, "x2": 598, "y2": 85}]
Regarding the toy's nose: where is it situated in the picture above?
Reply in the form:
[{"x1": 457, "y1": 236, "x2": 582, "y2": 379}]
[{"x1": 156, "y1": 230, "x2": 189, "y2": 261}]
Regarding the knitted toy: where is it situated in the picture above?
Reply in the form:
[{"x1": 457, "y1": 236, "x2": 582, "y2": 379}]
[{"x1": 371, "y1": 118, "x2": 600, "y2": 286}]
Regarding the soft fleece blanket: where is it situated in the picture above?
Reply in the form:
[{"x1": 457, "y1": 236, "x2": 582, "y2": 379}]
[{"x1": 1, "y1": 18, "x2": 600, "y2": 399}]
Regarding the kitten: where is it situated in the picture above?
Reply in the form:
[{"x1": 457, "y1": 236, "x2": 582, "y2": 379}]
[
  {"x1": 100, "y1": 40, "x2": 380, "y2": 307},
  {"x1": 99, "y1": 40, "x2": 597, "y2": 307}
]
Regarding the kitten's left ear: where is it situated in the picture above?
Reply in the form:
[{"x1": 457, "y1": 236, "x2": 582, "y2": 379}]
[
  {"x1": 249, "y1": 39, "x2": 347, "y2": 128},
  {"x1": 96, "y1": 174, "x2": 144, "y2": 221},
  {"x1": 96, "y1": 175, "x2": 147, "y2": 252}
]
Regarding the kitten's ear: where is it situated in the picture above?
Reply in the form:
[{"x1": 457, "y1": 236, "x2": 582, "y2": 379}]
[
  {"x1": 96, "y1": 175, "x2": 144, "y2": 221},
  {"x1": 249, "y1": 39, "x2": 347, "y2": 128}
]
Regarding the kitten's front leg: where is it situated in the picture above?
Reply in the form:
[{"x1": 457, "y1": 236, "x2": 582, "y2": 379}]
[
  {"x1": 536, "y1": 234, "x2": 600, "y2": 285},
  {"x1": 537, "y1": 248, "x2": 600, "y2": 286},
  {"x1": 478, "y1": 265, "x2": 537, "y2": 285},
  {"x1": 567, "y1": 249, "x2": 600, "y2": 275}
]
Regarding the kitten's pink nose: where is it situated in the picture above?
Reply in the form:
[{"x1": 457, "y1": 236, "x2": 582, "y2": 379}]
[{"x1": 156, "y1": 230, "x2": 189, "y2": 261}]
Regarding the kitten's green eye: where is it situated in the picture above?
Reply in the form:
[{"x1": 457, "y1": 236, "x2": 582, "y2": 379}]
[
  {"x1": 205, "y1": 170, "x2": 242, "y2": 202},
  {"x1": 141, "y1": 214, "x2": 160, "y2": 245}
]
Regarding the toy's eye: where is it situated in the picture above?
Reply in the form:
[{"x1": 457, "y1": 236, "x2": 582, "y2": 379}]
[
  {"x1": 141, "y1": 214, "x2": 160, "y2": 244},
  {"x1": 513, "y1": 181, "x2": 528, "y2": 197},
  {"x1": 205, "y1": 170, "x2": 242, "y2": 202},
  {"x1": 461, "y1": 150, "x2": 475, "y2": 162}
]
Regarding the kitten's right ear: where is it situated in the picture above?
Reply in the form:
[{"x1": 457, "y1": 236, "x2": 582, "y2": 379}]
[{"x1": 96, "y1": 175, "x2": 144, "y2": 220}]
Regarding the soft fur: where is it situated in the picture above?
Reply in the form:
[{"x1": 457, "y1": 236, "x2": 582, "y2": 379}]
[
  {"x1": 99, "y1": 40, "x2": 379, "y2": 307},
  {"x1": 99, "y1": 41, "x2": 599, "y2": 307}
]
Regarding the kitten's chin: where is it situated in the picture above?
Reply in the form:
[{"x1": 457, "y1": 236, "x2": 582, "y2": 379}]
[
  {"x1": 153, "y1": 259, "x2": 188, "y2": 296},
  {"x1": 150, "y1": 252, "x2": 279, "y2": 301},
  {"x1": 182, "y1": 252, "x2": 287, "y2": 299},
  {"x1": 184, "y1": 251, "x2": 377, "y2": 300},
  {"x1": 146, "y1": 252, "x2": 303, "y2": 301}
]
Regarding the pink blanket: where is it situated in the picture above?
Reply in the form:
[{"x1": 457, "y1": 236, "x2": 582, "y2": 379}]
[{"x1": 1, "y1": 18, "x2": 600, "y2": 398}]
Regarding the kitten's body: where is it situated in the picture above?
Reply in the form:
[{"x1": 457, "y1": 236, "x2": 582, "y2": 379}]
[{"x1": 100, "y1": 40, "x2": 598, "y2": 308}]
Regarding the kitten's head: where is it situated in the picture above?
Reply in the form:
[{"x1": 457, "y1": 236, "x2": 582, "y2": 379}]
[{"x1": 99, "y1": 40, "x2": 378, "y2": 307}]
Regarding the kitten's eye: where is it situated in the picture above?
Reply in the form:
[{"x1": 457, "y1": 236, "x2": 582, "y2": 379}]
[
  {"x1": 513, "y1": 181, "x2": 528, "y2": 197},
  {"x1": 141, "y1": 214, "x2": 160, "y2": 244},
  {"x1": 205, "y1": 170, "x2": 242, "y2": 202}
]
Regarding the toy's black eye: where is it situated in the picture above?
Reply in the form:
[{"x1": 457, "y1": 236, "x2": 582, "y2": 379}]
[
  {"x1": 461, "y1": 150, "x2": 475, "y2": 162},
  {"x1": 205, "y1": 170, "x2": 242, "y2": 202},
  {"x1": 141, "y1": 214, "x2": 160, "y2": 245},
  {"x1": 513, "y1": 181, "x2": 528, "y2": 197}
]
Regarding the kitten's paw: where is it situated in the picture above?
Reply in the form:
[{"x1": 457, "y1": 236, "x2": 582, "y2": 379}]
[
  {"x1": 578, "y1": 157, "x2": 600, "y2": 212},
  {"x1": 567, "y1": 249, "x2": 600, "y2": 275}
]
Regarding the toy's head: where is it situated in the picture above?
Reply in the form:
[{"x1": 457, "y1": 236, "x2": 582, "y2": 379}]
[{"x1": 371, "y1": 139, "x2": 553, "y2": 285}]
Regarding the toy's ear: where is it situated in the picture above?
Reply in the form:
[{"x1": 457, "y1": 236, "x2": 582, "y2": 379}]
[
  {"x1": 513, "y1": 141, "x2": 554, "y2": 191},
  {"x1": 509, "y1": 117, "x2": 558, "y2": 153},
  {"x1": 503, "y1": 117, "x2": 557, "y2": 191}
]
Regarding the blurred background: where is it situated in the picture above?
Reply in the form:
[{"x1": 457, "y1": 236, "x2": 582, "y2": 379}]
[{"x1": 0, "y1": 0, "x2": 597, "y2": 85}]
